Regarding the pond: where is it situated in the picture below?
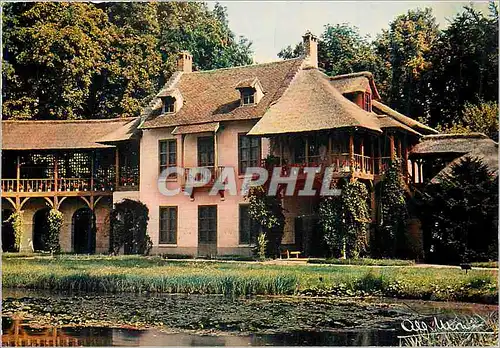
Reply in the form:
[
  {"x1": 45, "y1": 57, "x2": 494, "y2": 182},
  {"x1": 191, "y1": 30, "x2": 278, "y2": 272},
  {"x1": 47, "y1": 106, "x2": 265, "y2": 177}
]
[{"x1": 2, "y1": 289, "x2": 497, "y2": 346}]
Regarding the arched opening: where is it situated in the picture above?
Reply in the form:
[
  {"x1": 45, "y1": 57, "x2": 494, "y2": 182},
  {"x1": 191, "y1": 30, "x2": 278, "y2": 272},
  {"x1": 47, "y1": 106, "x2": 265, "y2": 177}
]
[
  {"x1": 72, "y1": 208, "x2": 95, "y2": 254},
  {"x1": 2, "y1": 209, "x2": 16, "y2": 252},
  {"x1": 33, "y1": 208, "x2": 51, "y2": 251}
]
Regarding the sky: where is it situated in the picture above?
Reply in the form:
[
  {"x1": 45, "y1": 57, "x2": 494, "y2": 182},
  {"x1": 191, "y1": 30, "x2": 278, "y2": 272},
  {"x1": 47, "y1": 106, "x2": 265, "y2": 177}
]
[{"x1": 208, "y1": 1, "x2": 492, "y2": 63}]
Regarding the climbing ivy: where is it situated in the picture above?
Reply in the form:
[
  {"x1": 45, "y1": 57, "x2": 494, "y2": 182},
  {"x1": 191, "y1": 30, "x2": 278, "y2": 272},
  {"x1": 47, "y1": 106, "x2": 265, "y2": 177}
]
[
  {"x1": 110, "y1": 199, "x2": 152, "y2": 255},
  {"x1": 319, "y1": 180, "x2": 371, "y2": 258},
  {"x1": 6, "y1": 211, "x2": 23, "y2": 251},
  {"x1": 379, "y1": 158, "x2": 407, "y2": 257},
  {"x1": 245, "y1": 185, "x2": 285, "y2": 258},
  {"x1": 47, "y1": 209, "x2": 63, "y2": 253}
]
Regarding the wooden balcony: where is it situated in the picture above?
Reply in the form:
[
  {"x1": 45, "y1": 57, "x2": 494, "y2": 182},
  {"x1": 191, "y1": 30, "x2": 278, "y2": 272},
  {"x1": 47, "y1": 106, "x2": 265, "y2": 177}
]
[
  {"x1": 0, "y1": 177, "x2": 135, "y2": 197},
  {"x1": 181, "y1": 166, "x2": 226, "y2": 188}
]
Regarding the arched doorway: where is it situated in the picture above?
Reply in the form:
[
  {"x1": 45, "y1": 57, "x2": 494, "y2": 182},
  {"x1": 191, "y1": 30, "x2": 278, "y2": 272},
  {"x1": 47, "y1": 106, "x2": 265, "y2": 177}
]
[
  {"x1": 33, "y1": 208, "x2": 51, "y2": 251},
  {"x1": 2, "y1": 209, "x2": 16, "y2": 252},
  {"x1": 72, "y1": 208, "x2": 95, "y2": 254}
]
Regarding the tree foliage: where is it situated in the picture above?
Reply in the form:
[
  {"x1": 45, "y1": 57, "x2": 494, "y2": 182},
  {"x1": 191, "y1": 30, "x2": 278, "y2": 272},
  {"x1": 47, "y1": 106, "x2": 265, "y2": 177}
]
[
  {"x1": 318, "y1": 180, "x2": 371, "y2": 258},
  {"x1": 3, "y1": 2, "x2": 253, "y2": 120},
  {"x1": 245, "y1": 186, "x2": 285, "y2": 258},
  {"x1": 419, "y1": 157, "x2": 498, "y2": 264},
  {"x1": 110, "y1": 199, "x2": 152, "y2": 255}
]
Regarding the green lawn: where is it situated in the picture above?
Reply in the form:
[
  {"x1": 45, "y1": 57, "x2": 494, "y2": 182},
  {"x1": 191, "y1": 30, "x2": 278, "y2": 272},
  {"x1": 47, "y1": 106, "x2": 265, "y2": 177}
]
[{"x1": 2, "y1": 254, "x2": 498, "y2": 303}]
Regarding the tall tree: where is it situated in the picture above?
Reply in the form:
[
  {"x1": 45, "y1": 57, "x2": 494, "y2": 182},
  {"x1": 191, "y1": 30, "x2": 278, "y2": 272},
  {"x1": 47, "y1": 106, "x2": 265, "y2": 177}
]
[
  {"x1": 3, "y1": 2, "x2": 112, "y2": 119},
  {"x1": 2, "y1": 2, "x2": 253, "y2": 120},
  {"x1": 427, "y1": 4, "x2": 499, "y2": 128}
]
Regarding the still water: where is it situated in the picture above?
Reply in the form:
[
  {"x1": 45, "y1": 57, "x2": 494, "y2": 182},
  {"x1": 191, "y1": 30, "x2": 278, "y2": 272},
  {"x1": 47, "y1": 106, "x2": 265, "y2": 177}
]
[
  {"x1": 2, "y1": 317, "x2": 400, "y2": 346},
  {"x1": 2, "y1": 289, "x2": 497, "y2": 346}
]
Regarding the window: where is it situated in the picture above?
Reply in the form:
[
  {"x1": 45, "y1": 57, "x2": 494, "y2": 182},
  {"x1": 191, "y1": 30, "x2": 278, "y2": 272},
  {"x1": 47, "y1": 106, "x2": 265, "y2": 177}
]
[
  {"x1": 238, "y1": 135, "x2": 261, "y2": 174},
  {"x1": 364, "y1": 92, "x2": 372, "y2": 112},
  {"x1": 239, "y1": 205, "x2": 260, "y2": 245},
  {"x1": 241, "y1": 89, "x2": 255, "y2": 105},
  {"x1": 159, "y1": 207, "x2": 177, "y2": 244},
  {"x1": 159, "y1": 139, "x2": 177, "y2": 175},
  {"x1": 198, "y1": 206, "x2": 217, "y2": 243},
  {"x1": 162, "y1": 97, "x2": 175, "y2": 114},
  {"x1": 197, "y1": 136, "x2": 215, "y2": 167}
]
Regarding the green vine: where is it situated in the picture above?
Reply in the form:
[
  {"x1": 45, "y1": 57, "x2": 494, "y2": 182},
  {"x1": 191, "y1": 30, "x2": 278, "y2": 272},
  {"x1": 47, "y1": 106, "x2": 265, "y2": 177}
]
[
  {"x1": 319, "y1": 180, "x2": 371, "y2": 258},
  {"x1": 47, "y1": 209, "x2": 63, "y2": 253},
  {"x1": 110, "y1": 199, "x2": 152, "y2": 255},
  {"x1": 6, "y1": 211, "x2": 23, "y2": 251},
  {"x1": 379, "y1": 158, "x2": 407, "y2": 257},
  {"x1": 245, "y1": 185, "x2": 285, "y2": 258}
]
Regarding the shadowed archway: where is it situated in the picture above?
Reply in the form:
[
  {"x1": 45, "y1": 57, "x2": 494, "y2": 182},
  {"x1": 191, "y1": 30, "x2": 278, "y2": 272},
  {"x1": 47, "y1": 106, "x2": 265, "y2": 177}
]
[
  {"x1": 33, "y1": 208, "x2": 51, "y2": 251},
  {"x1": 72, "y1": 208, "x2": 96, "y2": 254}
]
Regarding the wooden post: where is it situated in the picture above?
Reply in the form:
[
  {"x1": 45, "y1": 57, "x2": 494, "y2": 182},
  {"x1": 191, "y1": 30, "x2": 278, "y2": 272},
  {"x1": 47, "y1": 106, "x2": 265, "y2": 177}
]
[
  {"x1": 349, "y1": 134, "x2": 354, "y2": 173},
  {"x1": 115, "y1": 147, "x2": 119, "y2": 189},
  {"x1": 53, "y1": 153, "x2": 59, "y2": 206},
  {"x1": 90, "y1": 151, "x2": 95, "y2": 193},
  {"x1": 16, "y1": 155, "x2": 21, "y2": 191},
  {"x1": 397, "y1": 138, "x2": 402, "y2": 158},
  {"x1": 419, "y1": 160, "x2": 424, "y2": 184},
  {"x1": 403, "y1": 143, "x2": 409, "y2": 182},
  {"x1": 305, "y1": 137, "x2": 309, "y2": 164},
  {"x1": 279, "y1": 136, "x2": 283, "y2": 165},
  {"x1": 360, "y1": 138, "x2": 365, "y2": 172},
  {"x1": 389, "y1": 134, "x2": 395, "y2": 160},
  {"x1": 370, "y1": 138, "x2": 375, "y2": 175},
  {"x1": 377, "y1": 138, "x2": 382, "y2": 174}
]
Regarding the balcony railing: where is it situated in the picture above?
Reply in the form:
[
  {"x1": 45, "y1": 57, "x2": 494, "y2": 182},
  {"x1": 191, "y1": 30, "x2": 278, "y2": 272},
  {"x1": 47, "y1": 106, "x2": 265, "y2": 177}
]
[
  {"x1": 1, "y1": 178, "x2": 116, "y2": 194},
  {"x1": 182, "y1": 166, "x2": 225, "y2": 187}
]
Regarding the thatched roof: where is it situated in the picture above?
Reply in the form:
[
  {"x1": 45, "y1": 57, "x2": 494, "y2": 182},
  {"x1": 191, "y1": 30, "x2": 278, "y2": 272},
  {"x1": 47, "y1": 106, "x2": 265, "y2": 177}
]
[
  {"x1": 141, "y1": 58, "x2": 304, "y2": 129},
  {"x1": 411, "y1": 133, "x2": 494, "y2": 155},
  {"x1": 411, "y1": 133, "x2": 498, "y2": 183},
  {"x1": 172, "y1": 122, "x2": 219, "y2": 135},
  {"x1": 372, "y1": 100, "x2": 438, "y2": 135},
  {"x1": 2, "y1": 118, "x2": 135, "y2": 150},
  {"x1": 375, "y1": 114, "x2": 422, "y2": 136},
  {"x1": 247, "y1": 69, "x2": 382, "y2": 136},
  {"x1": 329, "y1": 71, "x2": 381, "y2": 100}
]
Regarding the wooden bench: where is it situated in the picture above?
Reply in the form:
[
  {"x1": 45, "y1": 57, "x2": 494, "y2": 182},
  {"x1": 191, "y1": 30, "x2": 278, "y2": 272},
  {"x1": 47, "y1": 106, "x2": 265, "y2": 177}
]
[{"x1": 280, "y1": 250, "x2": 302, "y2": 259}]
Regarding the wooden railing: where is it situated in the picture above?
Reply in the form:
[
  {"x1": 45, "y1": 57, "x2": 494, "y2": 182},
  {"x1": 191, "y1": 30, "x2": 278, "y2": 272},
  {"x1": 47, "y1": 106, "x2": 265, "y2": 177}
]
[{"x1": 1, "y1": 178, "x2": 118, "y2": 193}]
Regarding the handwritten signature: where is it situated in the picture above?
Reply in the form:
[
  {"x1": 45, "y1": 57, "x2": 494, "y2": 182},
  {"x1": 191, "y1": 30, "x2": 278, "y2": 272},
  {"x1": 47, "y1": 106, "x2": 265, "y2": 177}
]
[{"x1": 401, "y1": 316, "x2": 486, "y2": 333}]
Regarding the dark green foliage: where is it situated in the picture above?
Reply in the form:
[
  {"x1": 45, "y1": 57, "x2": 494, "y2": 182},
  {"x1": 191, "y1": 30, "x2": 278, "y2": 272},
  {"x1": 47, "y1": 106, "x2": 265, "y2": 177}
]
[
  {"x1": 419, "y1": 157, "x2": 498, "y2": 264},
  {"x1": 46, "y1": 209, "x2": 63, "y2": 254},
  {"x1": 318, "y1": 180, "x2": 371, "y2": 258},
  {"x1": 378, "y1": 158, "x2": 407, "y2": 258},
  {"x1": 110, "y1": 199, "x2": 152, "y2": 255},
  {"x1": 3, "y1": 2, "x2": 253, "y2": 120},
  {"x1": 245, "y1": 186, "x2": 285, "y2": 258}
]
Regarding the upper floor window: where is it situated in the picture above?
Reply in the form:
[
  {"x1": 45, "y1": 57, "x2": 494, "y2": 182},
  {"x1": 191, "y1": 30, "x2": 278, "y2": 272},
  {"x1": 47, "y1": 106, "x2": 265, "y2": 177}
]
[
  {"x1": 197, "y1": 136, "x2": 215, "y2": 167},
  {"x1": 162, "y1": 96, "x2": 176, "y2": 114},
  {"x1": 238, "y1": 135, "x2": 261, "y2": 174},
  {"x1": 241, "y1": 89, "x2": 255, "y2": 105},
  {"x1": 364, "y1": 92, "x2": 372, "y2": 112},
  {"x1": 159, "y1": 139, "x2": 177, "y2": 175}
]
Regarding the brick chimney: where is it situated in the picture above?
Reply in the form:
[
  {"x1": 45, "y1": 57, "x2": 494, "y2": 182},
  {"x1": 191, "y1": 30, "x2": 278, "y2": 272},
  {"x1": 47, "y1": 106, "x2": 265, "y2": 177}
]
[
  {"x1": 177, "y1": 51, "x2": 193, "y2": 73},
  {"x1": 302, "y1": 31, "x2": 318, "y2": 69}
]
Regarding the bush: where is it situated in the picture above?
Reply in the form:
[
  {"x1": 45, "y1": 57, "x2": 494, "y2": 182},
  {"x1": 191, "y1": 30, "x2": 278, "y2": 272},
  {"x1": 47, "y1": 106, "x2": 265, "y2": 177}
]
[{"x1": 47, "y1": 209, "x2": 62, "y2": 253}]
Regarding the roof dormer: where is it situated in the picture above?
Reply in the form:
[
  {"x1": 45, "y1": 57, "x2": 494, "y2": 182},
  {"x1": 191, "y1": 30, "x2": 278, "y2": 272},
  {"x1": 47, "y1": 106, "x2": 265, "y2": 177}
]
[
  {"x1": 157, "y1": 88, "x2": 183, "y2": 114},
  {"x1": 235, "y1": 78, "x2": 264, "y2": 106}
]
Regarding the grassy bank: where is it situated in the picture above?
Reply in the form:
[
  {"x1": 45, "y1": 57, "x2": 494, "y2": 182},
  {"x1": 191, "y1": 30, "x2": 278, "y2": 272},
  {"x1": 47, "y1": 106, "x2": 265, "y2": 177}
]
[
  {"x1": 2, "y1": 255, "x2": 498, "y2": 303},
  {"x1": 308, "y1": 258, "x2": 415, "y2": 266}
]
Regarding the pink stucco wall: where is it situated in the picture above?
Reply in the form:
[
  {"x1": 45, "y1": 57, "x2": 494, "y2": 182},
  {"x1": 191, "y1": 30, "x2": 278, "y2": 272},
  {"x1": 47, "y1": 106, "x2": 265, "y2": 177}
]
[{"x1": 139, "y1": 120, "x2": 270, "y2": 256}]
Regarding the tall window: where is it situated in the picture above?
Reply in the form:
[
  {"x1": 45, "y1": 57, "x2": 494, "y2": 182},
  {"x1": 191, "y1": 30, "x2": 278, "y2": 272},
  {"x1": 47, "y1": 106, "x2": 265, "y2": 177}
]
[
  {"x1": 364, "y1": 92, "x2": 372, "y2": 112},
  {"x1": 159, "y1": 207, "x2": 177, "y2": 244},
  {"x1": 238, "y1": 135, "x2": 261, "y2": 174},
  {"x1": 198, "y1": 206, "x2": 217, "y2": 243},
  {"x1": 159, "y1": 139, "x2": 177, "y2": 175},
  {"x1": 197, "y1": 136, "x2": 215, "y2": 167},
  {"x1": 239, "y1": 205, "x2": 260, "y2": 245}
]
